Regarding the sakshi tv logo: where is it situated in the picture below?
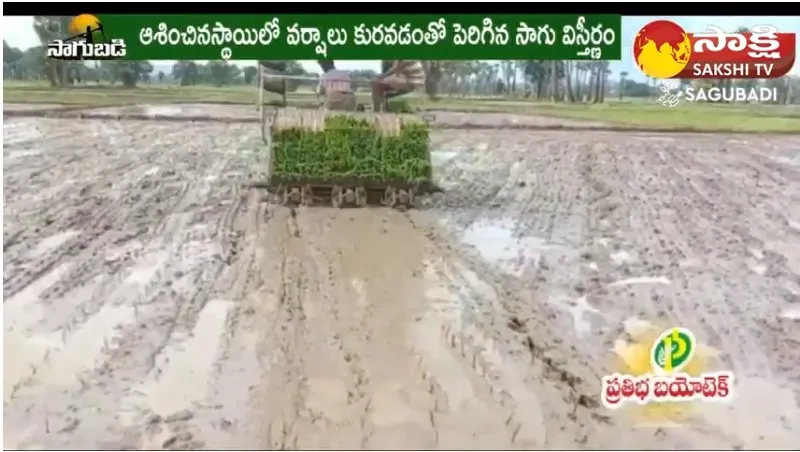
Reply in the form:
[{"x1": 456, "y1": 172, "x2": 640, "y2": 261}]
[
  {"x1": 47, "y1": 14, "x2": 127, "y2": 61},
  {"x1": 634, "y1": 20, "x2": 796, "y2": 80}
]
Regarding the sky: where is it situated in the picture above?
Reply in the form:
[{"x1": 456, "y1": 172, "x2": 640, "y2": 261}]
[{"x1": 4, "y1": 15, "x2": 799, "y2": 81}]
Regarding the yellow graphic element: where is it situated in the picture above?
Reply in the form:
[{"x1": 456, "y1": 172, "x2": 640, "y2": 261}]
[
  {"x1": 636, "y1": 37, "x2": 692, "y2": 79},
  {"x1": 68, "y1": 14, "x2": 102, "y2": 37},
  {"x1": 634, "y1": 20, "x2": 693, "y2": 79},
  {"x1": 613, "y1": 318, "x2": 719, "y2": 426}
]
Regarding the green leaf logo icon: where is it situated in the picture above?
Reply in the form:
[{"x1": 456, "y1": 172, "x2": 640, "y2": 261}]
[{"x1": 650, "y1": 327, "x2": 696, "y2": 373}]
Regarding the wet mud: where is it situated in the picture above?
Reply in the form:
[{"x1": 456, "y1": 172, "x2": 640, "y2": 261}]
[{"x1": 4, "y1": 112, "x2": 800, "y2": 450}]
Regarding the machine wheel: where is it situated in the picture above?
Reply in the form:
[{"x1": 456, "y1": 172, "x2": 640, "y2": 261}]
[
  {"x1": 274, "y1": 186, "x2": 286, "y2": 204},
  {"x1": 331, "y1": 186, "x2": 344, "y2": 208},
  {"x1": 383, "y1": 186, "x2": 397, "y2": 207},
  {"x1": 344, "y1": 188, "x2": 355, "y2": 205},
  {"x1": 397, "y1": 189, "x2": 409, "y2": 206},
  {"x1": 301, "y1": 184, "x2": 313, "y2": 206},
  {"x1": 355, "y1": 187, "x2": 367, "y2": 207},
  {"x1": 287, "y1": 187, "x2": 301, "y2": 205}
]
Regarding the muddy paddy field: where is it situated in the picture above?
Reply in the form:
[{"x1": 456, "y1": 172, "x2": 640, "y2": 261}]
[{"x1": 4, "y1": 105, "x2": 800, "y2": 450}]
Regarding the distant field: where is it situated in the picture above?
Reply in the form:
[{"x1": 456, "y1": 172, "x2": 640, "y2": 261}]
[{"x1": 5, "y1": 80, "x2": 800, "y2": 133}]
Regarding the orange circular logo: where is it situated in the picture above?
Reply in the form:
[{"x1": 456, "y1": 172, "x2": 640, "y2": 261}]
[
  {"x1": 68, "y1": 14, "x2": 104, "y2": 42},
  {"x1": 633, "y1": 20, "x2": 692, "y2": 79}
]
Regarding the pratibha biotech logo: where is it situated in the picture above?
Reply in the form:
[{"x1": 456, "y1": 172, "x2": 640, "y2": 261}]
[
  {"x1": 602, "y1": 326, "x2": 734, "y2": 415},
  {"x1": 47, "y1": 14, "x2": 127, "y2": 61}
]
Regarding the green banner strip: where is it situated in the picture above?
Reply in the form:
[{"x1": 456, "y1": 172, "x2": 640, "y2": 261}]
[{"x1": 92, "y1": 14, "x2": 621, "y2": 61}]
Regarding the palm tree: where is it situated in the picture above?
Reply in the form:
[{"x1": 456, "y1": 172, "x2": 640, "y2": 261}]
[
  {"x1": 619, "y1": 71, "x2": 629, "y2": 101},
  {"x1": 563, "y1": 61, "x2": 575, "y2": 102},
  {"x1": 523, "y1": 60, "x2": 544, "y2": 99},
  {"x1": 422, "y1": 60, "x2": 442, "y2": 100},
  {"x1": 590, "y1": 63, "x2": 602, "y2": 103},
  {"x1": 549, "y1": 61, "x2": 560, "y2": 102},
  {"x1": 33, "y1": 16, "x2": 70, "y2": 86},
  {"x1": 573, "y1": 62, "x2": 585, "y2": 101},
  {"x1": 600, "y1": 63, "x2": 611, "y2": 103}
]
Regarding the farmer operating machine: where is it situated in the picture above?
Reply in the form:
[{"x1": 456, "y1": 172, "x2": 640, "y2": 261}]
[{"x1": 256, "y1": 60, "x2": 434, "y2": 209}]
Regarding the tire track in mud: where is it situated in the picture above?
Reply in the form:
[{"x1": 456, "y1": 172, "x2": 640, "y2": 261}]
[
  {"x1": 111, "y1": 154, "x2": 253, "y2": 450},
  {"x1": 304, "y1": 210, "x2": 438, "y2": 449},
  {"x1": 263, "y1": 215, "x2": 313, "y2": 450},
  {"x1": 424, "y1": 129, "x2": 800, "y2": 449},
  {"x1": 291, "y1": 212, "x2": 374, "y2": 449},
  {"x1": 3, "y1": 120, "x2": 170, "y2": 298},
  {"x1": 426, "y1": 132, "x2": 624, "y2": 447},
  {"x1": 304, "y1": 209, "x2": 524, "y2": 450},
  {"x1": 3, "y1": 119, "x2": 259, "y2": 450},
  {"x1": 208, "y1": 204, "x2": 550, "y2": 450},
  {"x1": 154, "y1": 188, "x2": 271, "y2": 451}
]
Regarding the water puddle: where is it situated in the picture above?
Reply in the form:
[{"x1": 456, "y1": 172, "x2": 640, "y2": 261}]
[
  {"x1": 139, "y1": 105, "x2": 187, "y2": 116},
  {"x1": 784, "y1": 280, "x2": 800, "y2": 296},
  {"x1": 564, "y1": 296, "x2": 600, "y2": 337},
  {"x1": 87, "y1": 104, "x2": 255, "y2": 120},
  {"x1": 3, "y1": 331, "x2": 61, "y2": 402},
  {"x1": 26, "y1": 229, "x2": 81, "y2": 259},
  {"x1": 123, "y1": 251, "x2": 167, "y2": 286},
  {"x1": 460, "y1": 218, "x2": 556, "y2": 277},
  {"x1": 33, "y1": 305, "x2": 135, "y2": 386},
  {"x1": 781, "y1": 306, "x2": 800, "y2": 321},
  {"x1": 770, "y1": 153, "x2": 800, "y2": 167},
  {"x1": 609, "y1": 276, "x2": 671, "y2": 287},
  {"x1": 4, "y1": 263, "x2": 73, "y2": 333},
  {"x1": 748, "y1": 262, "x2": 767, "y2": 275},
  {"x1": 125, "y1": 299, "x2": 233, "y2": 417},
  {"x1": 610, "y1": 250, "x2": 636, "y2": 266},
  {"x1": 4, "y1": 304, "x2": 134, "y2": 400},
  {"x1": 7, "y1": 150, "x2": 43, "y2": 160},
  {"x1": 431, "y1": 150, "x2": 459, "y2": 166}
]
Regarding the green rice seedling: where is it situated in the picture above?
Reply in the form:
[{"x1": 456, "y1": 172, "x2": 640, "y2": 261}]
[
  {"x1": 269, "y1": 109, "x2": 431, "y2": 184},
  {"x1": 386, "y1": 99, "x2": 415, "y2": 114}
]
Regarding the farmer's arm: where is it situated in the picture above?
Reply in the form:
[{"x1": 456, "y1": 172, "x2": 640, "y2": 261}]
[
  {"x1": 316, "y1": 76, "x2": 325, "y2": 104},
  {"x1": 379, "y1": 60, "x2": 410, "y2": 78},
  {"x1": 317, "y1": 76, "x2": 326, "y2": 96}
]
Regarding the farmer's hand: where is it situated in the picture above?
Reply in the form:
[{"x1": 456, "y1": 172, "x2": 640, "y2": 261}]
[{"x1": 377, "y1": 61, "x2": 403, "y2": 80}]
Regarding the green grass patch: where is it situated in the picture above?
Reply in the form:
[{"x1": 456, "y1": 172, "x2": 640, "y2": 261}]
[
  {"x1": 519, "y1": 102, "x2": 800, "y2": 133},
  {"x1": 271, "y1": 115, "x2": 431, "y2": 183}
]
